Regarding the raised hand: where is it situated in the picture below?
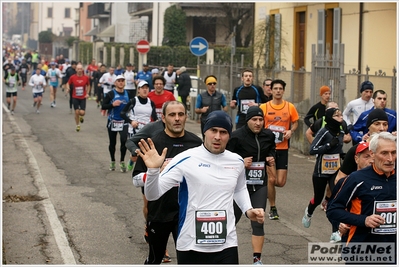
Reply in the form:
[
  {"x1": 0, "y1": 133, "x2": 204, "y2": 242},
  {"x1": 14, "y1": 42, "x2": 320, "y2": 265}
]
[{"x1": 136, "y1": 138, "x2": 167, "y2": 168}]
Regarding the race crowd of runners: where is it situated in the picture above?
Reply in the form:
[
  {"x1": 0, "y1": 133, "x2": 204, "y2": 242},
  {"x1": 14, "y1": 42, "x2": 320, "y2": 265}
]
[{"x1": 3, "y1": 45, "x2": 397, "y2": 265}]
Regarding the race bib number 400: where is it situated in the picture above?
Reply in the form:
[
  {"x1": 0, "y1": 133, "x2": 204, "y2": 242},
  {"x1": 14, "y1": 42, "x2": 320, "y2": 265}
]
[
  {"x1": 372, "y1": 200, "x2": 396, "y2": 234},
  {"x1": 196, "y1": 210, "x2": 227, "y2": 244}
]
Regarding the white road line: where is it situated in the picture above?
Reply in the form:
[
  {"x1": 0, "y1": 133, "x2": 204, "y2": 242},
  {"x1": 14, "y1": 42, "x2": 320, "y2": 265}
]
[{"x1": 4, "y1": 103, "x2": 76, "y2": 265}]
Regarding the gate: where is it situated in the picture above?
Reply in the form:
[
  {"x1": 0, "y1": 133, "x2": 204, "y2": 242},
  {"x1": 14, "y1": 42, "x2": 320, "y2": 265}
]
[{"x1": 311, "y1": 43, "x2": 345, "y2": 109}]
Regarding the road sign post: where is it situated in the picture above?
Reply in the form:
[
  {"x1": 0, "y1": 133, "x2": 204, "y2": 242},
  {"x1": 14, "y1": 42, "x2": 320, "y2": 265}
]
[
  {"x1": 189, "y1": 37, "x2": 209, "y2": 88},
  {"x1": 136, "y1": 39, "x2": 150, "y2": 69}
]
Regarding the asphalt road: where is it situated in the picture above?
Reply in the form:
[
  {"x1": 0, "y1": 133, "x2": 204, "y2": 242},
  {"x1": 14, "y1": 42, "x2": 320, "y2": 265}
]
[{"x1": 2, "y1": 87, "x2": 334, "y2": 265}]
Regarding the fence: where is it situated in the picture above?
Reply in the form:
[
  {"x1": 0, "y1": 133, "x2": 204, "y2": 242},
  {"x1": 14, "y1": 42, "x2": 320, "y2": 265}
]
[{"x1": 75, "y1": 41, "x2": 397, "y2": 154}]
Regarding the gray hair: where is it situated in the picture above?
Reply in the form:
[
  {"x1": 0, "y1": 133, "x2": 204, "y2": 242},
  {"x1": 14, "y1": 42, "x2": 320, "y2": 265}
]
[{"x1": 368, "y1": 132, "x2": 396, "y2": 153}]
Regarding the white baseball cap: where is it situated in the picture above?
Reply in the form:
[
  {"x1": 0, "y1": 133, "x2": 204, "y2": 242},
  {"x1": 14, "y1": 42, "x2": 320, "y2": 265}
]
[
  {"x1": 115, "y1": 75, "x2": 125, "y2": 80},
  {"x1": 138, "y1": 80, "x2": 149, "y2": 88}
]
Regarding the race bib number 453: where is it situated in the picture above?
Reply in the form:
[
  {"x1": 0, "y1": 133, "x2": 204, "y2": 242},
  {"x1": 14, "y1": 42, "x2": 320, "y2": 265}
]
[{"x1": 196, "y1": 210, "x2": 227, "y2": 244}]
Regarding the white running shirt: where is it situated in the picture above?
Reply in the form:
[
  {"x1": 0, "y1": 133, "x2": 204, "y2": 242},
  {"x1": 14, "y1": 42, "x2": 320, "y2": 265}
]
[
  {"x1": 343, "y1": 97, "x2": 374, "y2": 125},
  {"x1": 123, "y1": 70, "x2": 136, "y2": 90},
  {"x1": 29, "y1": 74, "x2": 46, "y2": 93},
  {"x1": 145, "y1": 145, "x2": 253, "y2": 253}
]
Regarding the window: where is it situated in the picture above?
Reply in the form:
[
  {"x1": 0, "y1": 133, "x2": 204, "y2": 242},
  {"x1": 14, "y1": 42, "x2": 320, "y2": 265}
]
[
  {"x1": 65, "y1": 8, "x2": 71, "y2": 18},
  {"x1": 193, "y1": 17, "x2": 216, "y2": 43},
  {"x1": 47, "y1": 7, "x2": 53, "y2": 18}
]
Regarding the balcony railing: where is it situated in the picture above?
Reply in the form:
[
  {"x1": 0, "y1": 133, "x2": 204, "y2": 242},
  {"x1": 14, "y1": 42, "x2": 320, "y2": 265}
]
[
  {"x1": 88, "y1": 3, "x2": 110, "y2": 19},
  {"x1": 128, "y1": 3, "x2": 153, "y2": 14}
]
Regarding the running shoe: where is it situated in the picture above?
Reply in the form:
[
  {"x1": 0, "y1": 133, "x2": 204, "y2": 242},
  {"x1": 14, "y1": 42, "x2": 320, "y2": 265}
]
[
  {"x1": 162, "y1": 256, "x2": 172, "y2": 263},
  {"x1": 79, "y1": 116, "x2": 84, "y2": 123},
  {"x1": 269, "y1": 207, "x2": 279, "y2": 220},
  {"x1": 109, "y1": 161, "x2": 116, "y2": 171},
  {"x1": 53, "y1": 102, "x2": 56, "y2": 107},
  {"x1": 127, "y1": 160, "x2": 134, "y2": 171},
  {"x1": 36, "y1": 110, "x2": 40, "y2": 114},
  {"x1": 330, "y1": 231, "x2": 341, "y2": 243},
  {"x1": 11, "y1": 110, "x2": 14, "y2": 115},
  {"x1": 320, "y1": 199, "x2": 328, "y2": 211},
  {"x1": 76, "y1": 125, "x2": 80, "y2": 132},
  {"x1": 302, "y1": 207, "x2": 312, "y2": 228},
  {"x1": 253, "y1": 258, "x2": 263, "y2": 265},
  {"x1": 120, "y1": 162, "x2": 127, "y2": 173}
]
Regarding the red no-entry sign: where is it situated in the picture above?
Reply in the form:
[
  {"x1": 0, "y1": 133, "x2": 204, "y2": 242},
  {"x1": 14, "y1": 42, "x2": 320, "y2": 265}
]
[{"x1": 136, "y1": 39, "x2": 150, "y2": 54}]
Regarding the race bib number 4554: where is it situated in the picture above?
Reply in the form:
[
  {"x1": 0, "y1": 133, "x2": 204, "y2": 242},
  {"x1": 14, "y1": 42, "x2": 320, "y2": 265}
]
[{"x1": 196, "y1": 210, "x2": 227, "y2": 244}]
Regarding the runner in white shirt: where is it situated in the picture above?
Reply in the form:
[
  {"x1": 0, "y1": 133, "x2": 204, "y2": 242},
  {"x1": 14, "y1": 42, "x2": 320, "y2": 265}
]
[
  {"x1": 29, "y1": 67, "x2": 47, "y2": 113},
  {"x1": 123, "y1": 63, "x2": 136, "y2": 99},
  {"x1": 99, "y1": 67, "x2": 116, "y2": 115},
  {"x1": 342, "y1": 81, "x2": 374, "y2": 127},
  {"x1": 138, "y1": 110, "x2": 265, "y2": 264},
  {"x1": 162, "y1": 63, "x2": 177, "y2": 94}
]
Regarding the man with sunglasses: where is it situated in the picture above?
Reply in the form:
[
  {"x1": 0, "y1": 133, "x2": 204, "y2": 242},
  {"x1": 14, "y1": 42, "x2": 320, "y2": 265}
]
[{"x1": 195, "y1": 75, "x2": 228, "y2": 137}]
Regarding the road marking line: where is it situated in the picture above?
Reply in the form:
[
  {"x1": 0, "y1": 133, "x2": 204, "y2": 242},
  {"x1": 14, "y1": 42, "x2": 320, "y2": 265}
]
[{"x1": 3, "y1": 103, "x2": 76, "y2": 264}]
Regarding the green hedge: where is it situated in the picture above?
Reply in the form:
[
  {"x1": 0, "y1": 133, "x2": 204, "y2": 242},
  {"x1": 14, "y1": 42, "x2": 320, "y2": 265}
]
[
  {"x1": 78, "y1": 42, "x2": 253, "y2": 68},
  {"x1": 79, "y1": 42, "x2": 93, "y2": 65}
]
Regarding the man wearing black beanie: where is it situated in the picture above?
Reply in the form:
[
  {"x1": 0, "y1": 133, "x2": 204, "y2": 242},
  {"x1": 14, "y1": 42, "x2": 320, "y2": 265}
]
[
  {"x1": 226, "y1": 106, "x2": 276, "y2": 264},
  {"x1": 342, "y1": 80, "x2": 374, "y2": 126}
]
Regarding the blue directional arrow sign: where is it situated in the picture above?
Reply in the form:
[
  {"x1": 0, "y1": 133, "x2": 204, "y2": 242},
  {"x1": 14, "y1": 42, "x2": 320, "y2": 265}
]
[{"x1": 189, "y1": 37, "x2": 209, "y2": 57}]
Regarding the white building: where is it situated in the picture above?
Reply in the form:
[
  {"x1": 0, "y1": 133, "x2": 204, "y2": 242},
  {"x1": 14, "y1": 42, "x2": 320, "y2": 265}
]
[{"x1": 33, "y1": 2, "x2": 79, "y2": 38}]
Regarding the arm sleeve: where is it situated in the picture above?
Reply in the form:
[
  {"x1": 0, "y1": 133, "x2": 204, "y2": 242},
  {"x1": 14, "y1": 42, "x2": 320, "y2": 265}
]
[
  {"x1": 309, "y1": 129, "x2": 331, "y2": 155},
  {"x1": 145, "y1": 159, "x2": 184, "y2": 201},
  {"x1": 221, "y1": 94, "x2": 227, "y2": 107},
  {"x1": 233, "y1": 167, "x2": 253, "y2": 213},
  {"x1": 101, "y1": 91, "x2": 114, "y2": 110},
  {"x1": 326, "y1": 176, "x2": 368, "y2": 226},
  {"x1": 304, "y1": 106, "x2": 317, "y2": 127},
  {"x1": 121, "y1": 98, "x2": 135, "y2": 123},
  {"x1": 126, "y1": 124, "x2": 152, "y2": 155},
  {"x1": 195, "y1": 94, "x2": 203, "y2": 109},
  {"x1": 342, "y1": 103, "x2": 353, "y2": 125},
  {"x1": 150, "y1": 101, "x2": 158, "y2": 121}
]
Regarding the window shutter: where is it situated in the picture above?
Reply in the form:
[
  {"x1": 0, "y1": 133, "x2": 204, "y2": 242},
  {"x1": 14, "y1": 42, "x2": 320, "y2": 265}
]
[
  {"x1": 274, "y1": 13, "x2": 281, "y2": 70},
  {"x1": 333, "y1": 8, "x2": 341, "y2": 60},
  {"x1": 317, "y1": 9, "x2": 325, "y2": 56},
  {"x1": 265, "y1": 15, "x2": 270, "y2": 68}
]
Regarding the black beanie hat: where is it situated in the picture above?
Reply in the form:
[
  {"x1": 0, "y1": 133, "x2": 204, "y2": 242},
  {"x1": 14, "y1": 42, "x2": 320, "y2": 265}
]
[
  {"x1": 366, "y1": 109, "x2": 388, "y2": 128},
  {"x1": 245, "y1": 106, "x2": 264, "y2": 122},
  {"x1": 203, "y1": 110, "x2": 232, "y2": 136},
  {"x1": 360, "y1": 81, "x2": 374, "y2": 93}
]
